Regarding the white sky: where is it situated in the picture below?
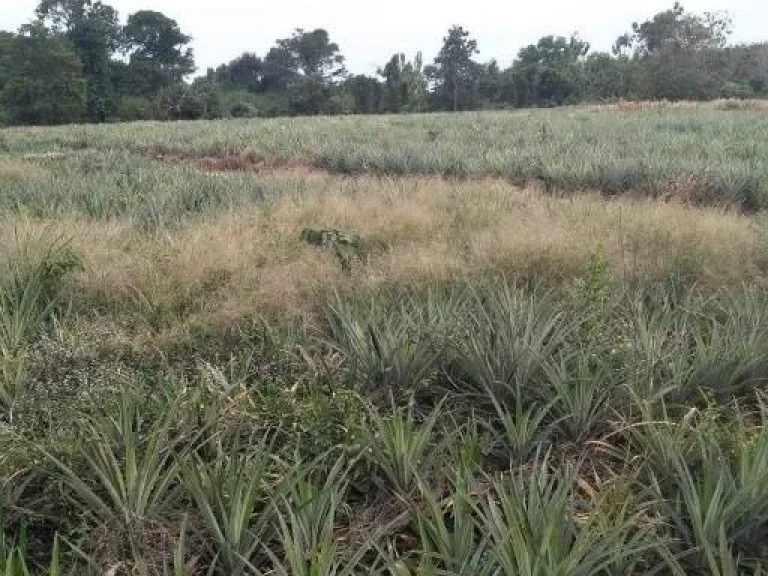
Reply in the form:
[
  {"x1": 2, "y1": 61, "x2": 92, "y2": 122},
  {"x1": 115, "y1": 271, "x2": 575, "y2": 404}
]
[{"x1": 2, "y1": 0, "x2": 766, "y2": 75}]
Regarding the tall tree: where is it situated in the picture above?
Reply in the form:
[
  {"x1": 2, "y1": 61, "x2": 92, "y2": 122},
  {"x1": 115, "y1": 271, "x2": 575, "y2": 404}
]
[
  {"x1": 0, "y1": 24, "x2": 85, "y2": 125},
  {"x1": 283, "y1": 28, "x2": 345, "y2": 80},
  {"x1": 725, "y1": 43, "x2": 768, "y2": 95},
  {"x1": 477, "y1": 59, "x2": 502, "y2": 106},
  {"x1": 511, "y1": 35, "x2": 590, "y2": 106},
  {"x1": 345, "y1": 74, "x2": 382, "y2": 113},
  {"x1": 379, "y1": 52, "x2": 428, "y2": 112},
  {"x1": 614, "y1": 4, "x2": 733, "y2": 101},
  {"x1": 122, "y1": 10, "x2": 194, "y2": 96},
  {"x1": 263, "y1": 28, "x2": 345, "y2": 86},
  {"x1": 427, "y1": 26, "x2": 480, "y2": 111},
  {"x1": 217, "y1": 52, "x2": 263, "y2": 91},
  {"x1": 614, "y1": 2, "x2": 731, "y2": 56},
  {"x1": 286, "y1": 74, "x2": 339, "y2": 114},
  {"x1": 583, "y1": 52, "x2": 632, "y2": 101},
  {"x1": 261, "y1": 28, "x2": 346, "y2": 113},
  {"x1": 261, "y1": 44, "x2": 296, "y2": 91},
  {"x1": 36, "y1": 0, "x2": 121, "y2": 122}
]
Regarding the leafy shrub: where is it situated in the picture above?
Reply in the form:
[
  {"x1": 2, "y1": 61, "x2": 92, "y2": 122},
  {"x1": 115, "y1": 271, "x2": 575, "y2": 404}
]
[
  {"x1": 114, "y1": 96, "x2": 154, "y2": 122},
  {"x1": 229, "y1": 101, "x2": 257, "y2": 118}
]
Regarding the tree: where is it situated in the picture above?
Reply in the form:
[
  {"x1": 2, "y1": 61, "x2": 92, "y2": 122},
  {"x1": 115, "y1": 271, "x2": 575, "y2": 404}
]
[
  {"x1": 345, "y1": 74, "x2": 382, "y2": 113},
  {"x1": 156, "y1": 79, "x2": 223, "y2": 121},
  {"x1": 614, "y1": 2, "x2": 731, "y2": 56},
  {"x1": 511, "y1": 35, "x2": 590, "y2": 107},
  {"x1": 286, "y1": 75, "x2": 340, "y2": 115},
  {"x1": 379, "y1": 52, "x2": 428, "y2": 112},
  {"x1": 725, "y1": 43, "x2": 768, "y2": 95},
  {"x1": 263, "y1": 28, "x2": 345, "y2": 88},
  {"x1": 36, "y1": 0, "x2": 121, "y2": 122},
  {"x1": 427, "y1": 26, "x2": 480, "y2": 111},
  {"x1": 613, "y1": 4, "x2": 733, "y2": 101},
  {"x1": 218, "y1": 52, "x2": 263, "y2": 91},
  {"x1": 636, "y1": 48, "x2": 722, "y2": 100},
  {"x1": 583, "y1": 52, "x2": 632, "y2": 101},
  {"x1": 477, "y1": 59, "x2": 502, "y2": 107},
  {"x1": 260, "y1": 28, "x2": 346, "y2": 113},
  {"x1": 122, "y1": 10, "x2": 194, "y2": 96},
  {"x1": 0, "y1": 24, "x2": 85, "y2": 125},
  {"x1": 496, "y1": 67, "x2": 518, "y2": 106},
  {"x1": 283, "y1": 28, "x2": 345, "y2": 80},
  {"x1": 261, "y1": 45, "x2": 295, "y2": 91}
]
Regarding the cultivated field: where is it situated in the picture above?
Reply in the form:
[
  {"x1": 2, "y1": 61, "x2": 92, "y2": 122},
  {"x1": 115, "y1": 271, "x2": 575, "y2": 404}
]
[
  {"x1": 2, "y1": 103, "x2": 768, "y2": 574},
  {"x1": 4, "y1": 100, "x2": 768, "y2": 208}
]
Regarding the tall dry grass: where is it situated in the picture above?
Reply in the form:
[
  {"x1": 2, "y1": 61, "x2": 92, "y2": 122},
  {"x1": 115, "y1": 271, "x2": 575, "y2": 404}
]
[
  {"x1": 4, "y1": 172, "x2": 765, "y2": 333},
  {"x1": 585, "y1": 98, "x2": 768, "y2": 113},
  {"x1": 0, "y1": 158, "x2": 46, "y2": 183}
]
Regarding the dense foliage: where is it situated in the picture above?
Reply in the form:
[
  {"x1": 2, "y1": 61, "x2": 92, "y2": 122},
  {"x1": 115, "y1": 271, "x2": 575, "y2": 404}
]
[{"x1": 0, "y1": 2, "x2": 766, "y2": 125}]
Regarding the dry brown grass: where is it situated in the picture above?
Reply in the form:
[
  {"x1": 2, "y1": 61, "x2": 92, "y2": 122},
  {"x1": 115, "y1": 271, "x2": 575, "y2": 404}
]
[
  {"x1": 0, "y1": 158, "x2": 47, "y2": 182},
  {"x1": 4, "y1": 172, "x2": 766, "y2": 334},
  {"x1": 585, "y1": 98, "x2": 768, "y2": 113}
]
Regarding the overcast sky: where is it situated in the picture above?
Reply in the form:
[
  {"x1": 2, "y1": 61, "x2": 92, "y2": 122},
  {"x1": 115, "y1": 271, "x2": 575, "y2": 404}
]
[{"x1": 2, "y1": 0, "x2": 766, "y2": 75}]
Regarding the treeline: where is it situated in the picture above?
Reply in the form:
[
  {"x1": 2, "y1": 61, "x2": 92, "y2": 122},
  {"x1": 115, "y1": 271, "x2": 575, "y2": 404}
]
[{"x1": 0, "y1": 1, "x2": 767, "y2": 125}]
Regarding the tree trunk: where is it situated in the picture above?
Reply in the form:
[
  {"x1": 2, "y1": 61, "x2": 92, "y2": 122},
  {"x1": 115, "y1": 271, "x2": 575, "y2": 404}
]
[{"x1": 453, "y1": 79, "x2": 459, "y2": 112}]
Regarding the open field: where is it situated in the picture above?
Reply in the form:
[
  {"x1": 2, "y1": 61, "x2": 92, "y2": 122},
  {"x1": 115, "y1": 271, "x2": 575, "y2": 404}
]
[{"x1": 3, "y1": 105, "x2": 768, "y2": 574}]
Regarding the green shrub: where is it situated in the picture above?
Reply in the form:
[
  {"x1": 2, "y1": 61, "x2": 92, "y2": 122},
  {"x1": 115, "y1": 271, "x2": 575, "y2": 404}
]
[{"x1": 229, "y1": 101, "x2": 257, "y2": 118}]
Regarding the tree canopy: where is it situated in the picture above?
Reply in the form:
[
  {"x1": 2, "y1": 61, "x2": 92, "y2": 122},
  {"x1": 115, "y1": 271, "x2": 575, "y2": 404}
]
[
  {"x1": 123, "y1": 10, "x2": 195, "y2": 91},
  {"x1": 36, "y1": 0, "x2": 121, "y2": 121},
  {"x1": 511, "y1": 35, "x2": 590, "y2": 106},
  {"x1": 0, "y1": 24, "x2": 85, "y2": 124},
  {"x1": 0, "y1": 3, "x2": 765, "y2": 126},
  {"x1": 614, "y1": 2, "x2": 732, "y2": 56},
  {"x1": 379, "y1": 53, "x2": 428, "y2": 112},
  {"x1": 427, "y1": 26, "x2": 480, "y2": 111}
]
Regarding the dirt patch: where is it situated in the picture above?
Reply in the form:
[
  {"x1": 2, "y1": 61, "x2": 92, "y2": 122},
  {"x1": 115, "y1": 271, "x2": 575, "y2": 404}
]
[{"x1": 146, "y1": 146, "x2": 320, "y2": 176}]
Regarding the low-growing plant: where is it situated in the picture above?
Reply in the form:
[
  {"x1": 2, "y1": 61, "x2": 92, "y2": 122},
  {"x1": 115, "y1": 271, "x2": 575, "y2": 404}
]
[
  {"x1": 362, "y1": 399, "x2": 445, "y2": 497},
  {"x1": 404, "y1": 470, "x2": 490, "y2": 575},
  {"x1": 0, "y1": 230, "x2": 80, "y2": 418},
  {"x1": 641, "y1": 417, "x2": 768, "y2": 574},
  {"x1": 544, "y1": 348, "x2": 619, "y2": 444},
  {"x1": 7, "y1": 103, "x2": 768, "y2": 572},
  {"x1": 0, "y1": 530, "x2": 31, "y2": 576},
  {"x1": 477, "y1": 457, "x2": 656, "y2": 575},
  {"x1": 179, "y1": 434, "x2": 280, "y2": 576},
  {"x1": 267, "y1": 457, "x2": 379, "y2": 576},
  {"x1": 446, "y1": 283, "x2": 566, "y2": 410},
  {"x1": 0, "y1": 231, "x2": 79, "y2": 351},
  {"x1": 324, "y1": 295, "x2": 443, "y2": 396},
  {"x1": 0, "y1": 532, "x2": 91, "y2": 576},
  {"x1": 35, "y1": 389, "x2": 197, "y2": 572},
  {"x1": 486, "y1": 397, "x2": 552, "y2": 465}
]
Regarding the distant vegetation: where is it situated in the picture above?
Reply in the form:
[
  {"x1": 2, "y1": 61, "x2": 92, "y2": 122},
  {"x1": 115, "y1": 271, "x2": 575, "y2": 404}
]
[{"x1": 0, "y1": 2, "x2": 767, "y2": 125}]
